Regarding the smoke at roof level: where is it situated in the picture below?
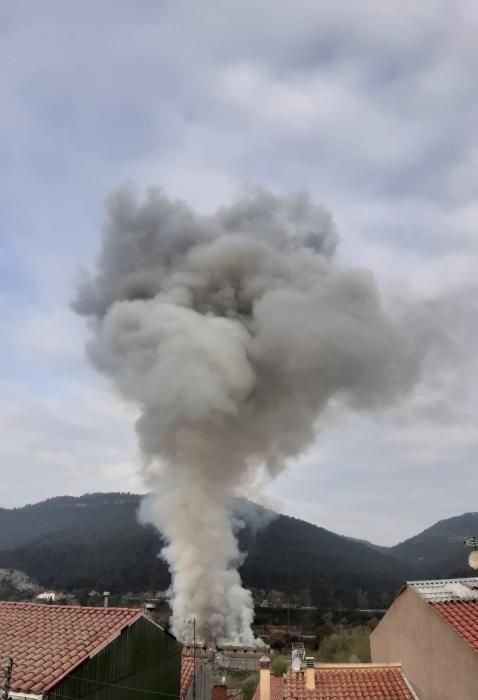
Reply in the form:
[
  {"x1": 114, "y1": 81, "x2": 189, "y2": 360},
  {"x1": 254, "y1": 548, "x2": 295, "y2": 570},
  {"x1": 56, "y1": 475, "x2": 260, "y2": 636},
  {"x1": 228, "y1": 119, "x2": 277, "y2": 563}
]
[{"x1": 73, "y1": 186, "x2": 430, "y2": 645}]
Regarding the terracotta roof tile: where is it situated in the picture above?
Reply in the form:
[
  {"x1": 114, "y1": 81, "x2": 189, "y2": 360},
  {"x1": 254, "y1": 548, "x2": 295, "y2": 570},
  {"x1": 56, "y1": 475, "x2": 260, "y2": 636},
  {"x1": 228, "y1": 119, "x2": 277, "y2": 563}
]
[
  {"x1": 181, "y1": 657, "x2": 197, "y2": 699},
  {"x1": 0, "y1": 601, "x2": 141, "y2": 693},
  {"x1": 284, "y1": 667, "x2": 415, "y2": 700},
  {"x1": 253, "y1": 666, "x2": 415, "y2": 700},
  {"x1": 270, "y1": 676, "x2": 284, "y2": 700},
  {"x1": 431, "y1": 600, "x2": 478, "y2": 653},
  {"x1": 251, "y1": 675, "x2": 284, "y2": 700}
]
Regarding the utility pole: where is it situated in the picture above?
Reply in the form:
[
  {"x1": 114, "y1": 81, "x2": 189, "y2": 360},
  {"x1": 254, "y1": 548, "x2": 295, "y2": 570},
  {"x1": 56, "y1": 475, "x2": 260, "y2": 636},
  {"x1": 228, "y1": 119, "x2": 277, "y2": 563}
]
[
  {"x1": 1, "y1": 657, "x2": 13, "y2": 700},
  {"x1": 192, "y1": 618, "x2": 196, "y2": 700}
]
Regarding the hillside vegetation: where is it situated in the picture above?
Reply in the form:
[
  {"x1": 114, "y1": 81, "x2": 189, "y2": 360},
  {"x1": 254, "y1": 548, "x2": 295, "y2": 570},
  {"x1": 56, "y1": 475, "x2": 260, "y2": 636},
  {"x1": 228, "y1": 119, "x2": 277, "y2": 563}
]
[{"x1": 0, "y1": 493, "x2": 474, "y2": 604}]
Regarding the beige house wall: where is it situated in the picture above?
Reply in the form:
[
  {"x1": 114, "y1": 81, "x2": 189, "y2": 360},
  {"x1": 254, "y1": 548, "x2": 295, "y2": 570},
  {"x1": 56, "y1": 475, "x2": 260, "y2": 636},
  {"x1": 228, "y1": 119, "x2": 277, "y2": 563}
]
[{"x1": 371, "y1": 587, "x2": 478, "y2": 700}]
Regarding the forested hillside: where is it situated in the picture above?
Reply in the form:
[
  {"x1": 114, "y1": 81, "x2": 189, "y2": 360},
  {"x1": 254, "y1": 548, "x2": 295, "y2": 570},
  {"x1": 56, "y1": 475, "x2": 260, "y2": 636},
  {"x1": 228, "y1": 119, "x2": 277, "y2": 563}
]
[
  {"x1": 390, "y1": 511, "x2": 478, "y2": 577},
  {"x1": 0, "y1": 493, "x2": 142, "y2": 550},
  {"x1": 0, "y1": 493, "x2": 415, "y2": 605},
  {"x1": 0, "y1": 494, "x2": 474, "y2": 605}
]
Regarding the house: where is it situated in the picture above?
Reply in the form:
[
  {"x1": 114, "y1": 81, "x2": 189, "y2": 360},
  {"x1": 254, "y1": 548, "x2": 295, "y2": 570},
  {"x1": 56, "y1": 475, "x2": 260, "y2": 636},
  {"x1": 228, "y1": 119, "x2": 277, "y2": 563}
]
[
  {"x1": 371, "y1": 577, "x2": 478, "y2": 700},
  {"x1": 0, "y1": 601, "x2": 181, "y2": 699},
  {"x1": 252, "y1": 655, "x2": 417, "y2": 700},
  {"x1": 214, "y1": 645, "x2": 270, "y2": 672},
  {"x1": 181, "y1": 656, "x2": 212, "y2": 700}
]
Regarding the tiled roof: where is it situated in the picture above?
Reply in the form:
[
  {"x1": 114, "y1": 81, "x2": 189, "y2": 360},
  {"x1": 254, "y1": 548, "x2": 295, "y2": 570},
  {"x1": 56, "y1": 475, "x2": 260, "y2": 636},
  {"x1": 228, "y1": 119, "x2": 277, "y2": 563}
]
[
  {"x1": 0, "y1": 601, "x2": 141, "y2": 694},
  {"x1": 181, "y1": 657, "x2": 197, "y2": 699},
  {"x1": 282, "y1": 665, "x2": 415, "y2": 700},
  {"x1": 431, "y1": 600, "x2": 478, "y2": 653},
  {"x1": 251, "y1": 675, "x2": 284, "y2": 700},
  {"x1": 407, "y1": 577, "x2": 478, "y2": 603}
]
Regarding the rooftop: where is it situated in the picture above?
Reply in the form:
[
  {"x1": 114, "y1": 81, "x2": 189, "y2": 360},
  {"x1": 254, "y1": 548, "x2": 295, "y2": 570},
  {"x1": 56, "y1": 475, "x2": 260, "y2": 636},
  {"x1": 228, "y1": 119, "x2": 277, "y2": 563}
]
[
  {"x1": 407, "y1": 577, "x2": 478, "y2": 603},
  {"x1": 0, "y1": 601, "x2": 142, "y2": 694},
  {"x1": 404, "y1": 578, "x2": 478, "y2": 656},
  {"x1": 431, "y1": 601, "x2": 478, "y2": 654},
  {"x1": 181, "y1": 657, "x2": 197, "y2": 699},
  {"x1": 285, "y1": 664, "x2": 416, "y2": 700},
  {"x1": 253, "y1": 664, "x2": 416, "y2": 700}
]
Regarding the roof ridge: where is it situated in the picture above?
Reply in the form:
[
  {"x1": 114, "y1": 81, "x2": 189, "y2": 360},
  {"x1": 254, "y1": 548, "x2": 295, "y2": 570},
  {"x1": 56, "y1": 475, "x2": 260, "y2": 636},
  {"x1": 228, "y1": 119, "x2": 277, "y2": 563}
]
[
  {"x1": 0, "y1": 600, "x2": 142, "y2": 612},
  {"x1": 431, "y1": 599, "x2": 478, "y2": 604},
  {"x1": 407, "y1": 577, "x2": 478, "y2": 585},
  {"x1": 315, "y1": 663, "x2": 402, "y2": 669},
  {"x1": 43, "y1": 609, "x2": 144, "y2": 693}
]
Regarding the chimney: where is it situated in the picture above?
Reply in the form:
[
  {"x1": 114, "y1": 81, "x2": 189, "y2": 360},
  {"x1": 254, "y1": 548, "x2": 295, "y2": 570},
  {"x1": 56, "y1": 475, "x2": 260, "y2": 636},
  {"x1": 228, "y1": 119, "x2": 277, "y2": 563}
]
[
  {"x1": 212, "y1": 687, "x2": 227, "y2": 700},
  {"x1": 305, "y1": 657, "x2": 315, "y2": 690},
  {"x1": 144, "y1": 602, "x2": 156, "y2": 617},
  {"x1": 259, "y1": 656, "x2": 271, "y2": 700},
  {"x1": 103, "y1": 591, "x2": 110, "y2": 608}
]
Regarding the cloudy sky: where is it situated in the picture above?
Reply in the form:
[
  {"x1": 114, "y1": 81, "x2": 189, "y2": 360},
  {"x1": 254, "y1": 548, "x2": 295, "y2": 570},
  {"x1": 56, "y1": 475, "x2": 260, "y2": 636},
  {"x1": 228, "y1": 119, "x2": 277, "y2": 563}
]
[{"x1": 1, "y1": 0, "x2": 477, "y2": 545}]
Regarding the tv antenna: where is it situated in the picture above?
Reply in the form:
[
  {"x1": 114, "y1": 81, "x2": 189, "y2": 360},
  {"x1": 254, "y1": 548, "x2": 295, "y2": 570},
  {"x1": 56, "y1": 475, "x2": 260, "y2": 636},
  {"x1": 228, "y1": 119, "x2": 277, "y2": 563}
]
[
  {"x1": 449, "y1": 535, "x2": 478, "y2": 570},
  {"x1": 449, "y1": 536, "x2": 478, "y2": 549}
]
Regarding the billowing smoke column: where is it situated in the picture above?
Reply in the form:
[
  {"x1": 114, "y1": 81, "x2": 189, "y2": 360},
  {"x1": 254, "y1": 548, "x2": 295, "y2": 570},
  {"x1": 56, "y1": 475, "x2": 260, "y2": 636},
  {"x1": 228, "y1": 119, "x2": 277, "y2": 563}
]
[{"x1": 73, "y1": 187, "x2": 425, "y2": 645}]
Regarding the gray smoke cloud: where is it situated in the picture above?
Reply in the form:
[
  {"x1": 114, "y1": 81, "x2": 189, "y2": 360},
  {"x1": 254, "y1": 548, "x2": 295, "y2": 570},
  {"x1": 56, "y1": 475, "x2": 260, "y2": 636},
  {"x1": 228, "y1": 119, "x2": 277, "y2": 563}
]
[{"x1": 73, "y1": 186, "x2": 428, "y2": 644}]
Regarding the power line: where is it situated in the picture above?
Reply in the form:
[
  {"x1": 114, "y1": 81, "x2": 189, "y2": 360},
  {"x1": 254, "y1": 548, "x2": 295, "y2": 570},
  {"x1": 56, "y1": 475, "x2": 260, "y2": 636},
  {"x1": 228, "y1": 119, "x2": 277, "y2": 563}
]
[{"x1": 192, "y1": 617, "x2": 196, "y2": 700}]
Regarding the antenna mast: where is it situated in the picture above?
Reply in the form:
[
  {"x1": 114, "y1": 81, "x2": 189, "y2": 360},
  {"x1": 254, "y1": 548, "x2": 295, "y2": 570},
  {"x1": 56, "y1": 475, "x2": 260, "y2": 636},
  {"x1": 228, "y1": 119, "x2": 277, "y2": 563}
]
[{"x1": 193, "y1": 618, "x2": 196, "y2": 700}]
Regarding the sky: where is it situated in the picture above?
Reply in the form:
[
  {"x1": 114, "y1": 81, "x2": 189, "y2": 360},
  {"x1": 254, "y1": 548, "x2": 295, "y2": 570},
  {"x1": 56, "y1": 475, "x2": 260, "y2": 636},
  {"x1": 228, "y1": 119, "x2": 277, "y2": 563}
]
[{"x1": 1, "y1": 0, "x2": 477, "y2": 545}]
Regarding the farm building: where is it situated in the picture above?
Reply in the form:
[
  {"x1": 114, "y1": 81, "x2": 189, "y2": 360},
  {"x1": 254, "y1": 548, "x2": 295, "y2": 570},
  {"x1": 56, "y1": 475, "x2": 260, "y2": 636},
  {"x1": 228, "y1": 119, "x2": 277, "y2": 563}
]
[{"x1": 0, "y1": 601, "x2": 181, "y2": 699}]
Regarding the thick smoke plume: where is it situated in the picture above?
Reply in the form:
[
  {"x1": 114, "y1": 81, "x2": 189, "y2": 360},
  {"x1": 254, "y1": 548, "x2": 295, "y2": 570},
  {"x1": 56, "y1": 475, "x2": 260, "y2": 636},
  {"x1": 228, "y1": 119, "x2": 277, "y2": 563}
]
[{"x1": 73, "y1": 187, "x2": 426, "y2": 644}]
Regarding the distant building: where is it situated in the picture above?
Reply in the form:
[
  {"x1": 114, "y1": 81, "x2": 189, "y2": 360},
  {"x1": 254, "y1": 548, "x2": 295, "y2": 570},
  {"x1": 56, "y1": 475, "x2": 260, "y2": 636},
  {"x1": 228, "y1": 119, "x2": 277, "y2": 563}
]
[
  {"x1": 371, "y1": 577, "x2": 478, "y2": 700},
  {"x1": 36, "y1": 592, "x2": 56, "y2": 601},
  {"x1": 214, "y1": 644, "x2": 270, "y2": 671},
  {"x1": 217, "y1": 644, "x2": 268, "y2": 657},
  {"x1": 252, "y1": 655, "x2": 416, "y2": 700},
  {"x1": 0, "y1": 601, "x2": 181, "y2": 699}
]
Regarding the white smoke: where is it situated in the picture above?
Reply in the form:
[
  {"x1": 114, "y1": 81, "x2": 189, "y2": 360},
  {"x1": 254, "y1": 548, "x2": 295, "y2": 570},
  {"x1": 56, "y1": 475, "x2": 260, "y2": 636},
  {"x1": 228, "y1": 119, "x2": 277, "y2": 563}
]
[{"x1": 73, "y1": 186, "x2": 430, "y2": 644}]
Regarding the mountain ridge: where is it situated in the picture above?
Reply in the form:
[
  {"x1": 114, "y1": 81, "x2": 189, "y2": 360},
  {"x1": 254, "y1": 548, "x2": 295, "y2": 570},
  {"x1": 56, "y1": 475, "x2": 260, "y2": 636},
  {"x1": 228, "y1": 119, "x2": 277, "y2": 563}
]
[{"x1": 0, "y1": 492, "x2": 474, "y2": 604}]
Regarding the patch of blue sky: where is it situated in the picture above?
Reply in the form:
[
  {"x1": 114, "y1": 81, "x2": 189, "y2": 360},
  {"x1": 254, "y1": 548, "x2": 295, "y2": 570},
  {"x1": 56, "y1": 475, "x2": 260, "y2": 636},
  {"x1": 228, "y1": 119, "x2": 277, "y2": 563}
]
[{"x1": 0, "y1": 235, "x2": 37, "y2": 300}]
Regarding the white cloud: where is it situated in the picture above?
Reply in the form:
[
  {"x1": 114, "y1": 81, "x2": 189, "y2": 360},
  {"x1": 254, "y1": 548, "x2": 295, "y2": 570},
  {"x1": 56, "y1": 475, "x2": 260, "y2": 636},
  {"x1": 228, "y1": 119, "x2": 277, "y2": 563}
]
[{"x1": 0, "y1": 374, "x2": 143, "y2": 507}]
